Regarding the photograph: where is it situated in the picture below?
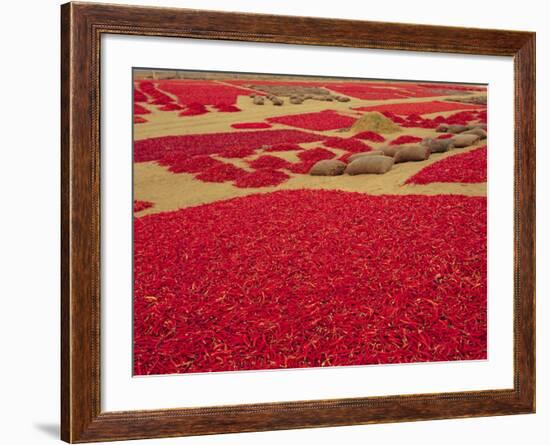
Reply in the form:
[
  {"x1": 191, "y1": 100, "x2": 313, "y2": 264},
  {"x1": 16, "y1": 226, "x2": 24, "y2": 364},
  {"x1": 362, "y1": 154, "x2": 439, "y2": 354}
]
[
  {"x1": 0, "y1": 0, "x2": 542, "y2": 443},
  {"x1": 132, "y1": 70, "x2": 488, "y2": 376}
]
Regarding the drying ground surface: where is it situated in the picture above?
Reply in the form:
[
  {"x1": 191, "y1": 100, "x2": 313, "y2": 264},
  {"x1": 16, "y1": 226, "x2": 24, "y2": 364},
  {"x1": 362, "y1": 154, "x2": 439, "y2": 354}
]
[{"x1": 132, "y1": 73, "x2": 488, "y2": 375}]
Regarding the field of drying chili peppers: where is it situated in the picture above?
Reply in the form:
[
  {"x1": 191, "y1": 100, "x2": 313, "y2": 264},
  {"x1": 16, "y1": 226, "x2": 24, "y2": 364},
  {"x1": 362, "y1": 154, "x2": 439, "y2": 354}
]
[{"x1": 132, "y1": 71, "x2": 488, "y2": 375}]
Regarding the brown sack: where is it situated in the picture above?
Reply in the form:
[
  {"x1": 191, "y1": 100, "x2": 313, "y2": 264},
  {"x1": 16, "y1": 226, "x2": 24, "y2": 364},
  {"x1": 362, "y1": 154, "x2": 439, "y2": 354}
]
[
  {"x1": 436, "y1": 124, "x2": 468, "y2": 133},
  {"x1": 421, "y1": 138, "x2": 454, "y2": 153},
  {"x1": 462, "y1": 128, "x2": 487, "y2": 139},
  {"x1": 466, "y1": 123, "x2": 487, "y2": 131},
  {"x1": 335, "y1": 96, "x2": 351, "y2": 102},
  {"x1": 394, "y1": 145, "x2": 431, "y2": 163},
  {"x1": 452, "y1": 134, "x2": 481, "y2": 148},
  {"x1": 447, "y1": 125, "x2": 469, "y2": 134},
  {"x1": 270, "y1": 97, "x2": 284, "y2": 106},
  {"x1": 345, "y1": 156, "x2": 394, "y2": 175},
  {"x1": 379, "y1": 145, "x2": 403, "y2": 157},
  {"x1": 309, "y1": 160, "x2": 347, "y2": 176},
  {"x1": 347, "y1": 150, "x2": 385, "y2": 163}
]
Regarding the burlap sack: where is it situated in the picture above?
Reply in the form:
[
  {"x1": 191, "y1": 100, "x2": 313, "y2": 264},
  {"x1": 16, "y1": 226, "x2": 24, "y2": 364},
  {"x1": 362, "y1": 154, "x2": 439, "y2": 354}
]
[
  {"x1": 345, "y1": 156, "x2": 394, "y2": 175},
  {"x1": 466, "y1": 123, "x2": 487, "y2": 131},
  {"x1": 462, "y1": 128, "x2": 487, "y2": 139},
  {"x1": 394, "y1": 145, "x2": 431, "y2": 163},
  {"x1": 452, "y1": 134, "x2": 481, "y2": 148},
  {"x1": 379, "y1": 145, "x2": 403, "y2": 157},
  {"x1": 421, "y1": 138, "x2": 454, "y2": 153},
  {"x1": 436, "y1": 124, "x2": 468, "y2": 134},
  {"x1": 309, "y1": 160, "x2": 347, "y2": 176},
  {"x1": 347, "y1": 150, "x2": 385, "y2": 163}
]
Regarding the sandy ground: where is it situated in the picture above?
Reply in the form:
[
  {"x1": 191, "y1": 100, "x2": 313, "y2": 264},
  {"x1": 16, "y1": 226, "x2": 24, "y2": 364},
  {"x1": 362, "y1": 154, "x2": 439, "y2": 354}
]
[{"x1": 133, "y1": 79, "x2": 487, "y2": 216}]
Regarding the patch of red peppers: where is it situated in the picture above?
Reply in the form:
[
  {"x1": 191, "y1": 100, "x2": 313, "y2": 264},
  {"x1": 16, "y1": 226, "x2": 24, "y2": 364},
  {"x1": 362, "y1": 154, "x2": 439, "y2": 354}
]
[
  {"x1": 134, "y1": 190, "x2": 487, "y2": 375},
  {"x1": 406, "y1": 146, "x2": 487, "y2": 185}
]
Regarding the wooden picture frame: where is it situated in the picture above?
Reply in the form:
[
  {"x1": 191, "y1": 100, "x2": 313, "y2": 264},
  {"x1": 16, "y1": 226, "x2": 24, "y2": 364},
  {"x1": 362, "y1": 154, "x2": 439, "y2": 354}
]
[{"x1": 61, "y1": 2, "x2": 535, "y2": 442}]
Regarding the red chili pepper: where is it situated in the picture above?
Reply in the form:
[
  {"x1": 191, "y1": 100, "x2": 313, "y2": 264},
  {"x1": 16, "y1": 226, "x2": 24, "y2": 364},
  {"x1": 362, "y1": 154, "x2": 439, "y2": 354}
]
[
  {"x1": 353, "y1": 100, "x2": 485, "y2": 115},
  {"x1": 231, "y1": 122, "x2": 272, "y2": 129},
  {"x1": 389, "y1": 135, "x2": 423, "y2": 145},
  {"x1": 267, "y1": 109, "x2": 357, "y2": 131},
  {"x1": 133, "y1": 191, "x2": 487, "y2": 375},
  {"x1": 406, "y1": 146, "x2": 487, "y2": 184}
]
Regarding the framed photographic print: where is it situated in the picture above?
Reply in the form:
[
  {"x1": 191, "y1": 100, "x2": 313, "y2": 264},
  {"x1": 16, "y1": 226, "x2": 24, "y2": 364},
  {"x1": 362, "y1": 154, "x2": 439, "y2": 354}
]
[{"x1": 61, "y1": 2, "x2": 535, "y2": 442}]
